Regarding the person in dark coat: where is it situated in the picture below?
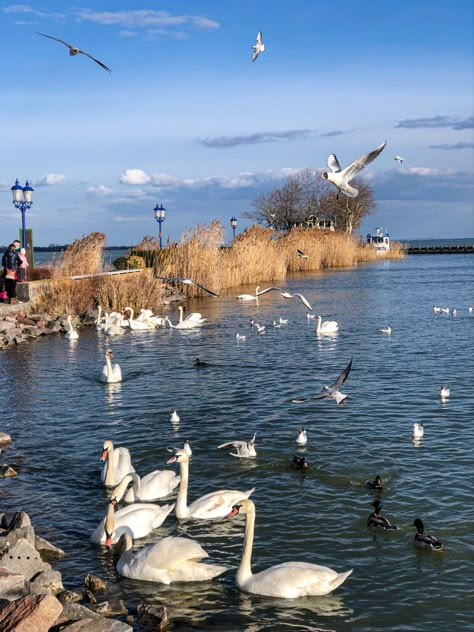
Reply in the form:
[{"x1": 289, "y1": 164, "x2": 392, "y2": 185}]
[{"x1": 1, "y1": 244, "x2": 21, "y2": 304}]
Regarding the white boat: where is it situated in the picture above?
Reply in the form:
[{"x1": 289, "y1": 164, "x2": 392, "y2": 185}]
[{"x1": 366, "y1": 227, "x2": 390, "y2": 253}]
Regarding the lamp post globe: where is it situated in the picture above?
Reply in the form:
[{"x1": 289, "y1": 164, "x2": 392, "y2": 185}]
[
  {"x1": 230, "y1": 216, "x2": 238, "y2": 239},
  {"x1": 11, "y1": 179, "x2": 34, "y2": 250},
  {"x1": 154, "y1": 203, "x2": 166, "y2": 249}
]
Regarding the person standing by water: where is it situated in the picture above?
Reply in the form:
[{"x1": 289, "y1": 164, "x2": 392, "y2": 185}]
[
  {"x1": 18, "y1": 248, "x2": 29, "y2": 281},
  {"x1": 1, "y1": 244, "x2": 21, "y2": 304}
]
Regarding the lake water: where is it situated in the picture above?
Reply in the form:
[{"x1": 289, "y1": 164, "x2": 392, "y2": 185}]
[{"x1": 1, "y1": 254, "x2": 473, "y2": 631}]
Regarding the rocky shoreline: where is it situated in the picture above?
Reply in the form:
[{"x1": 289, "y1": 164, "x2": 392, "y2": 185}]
[{"x1": 0, "y1": 510, "x2": 169, "y2": 630}]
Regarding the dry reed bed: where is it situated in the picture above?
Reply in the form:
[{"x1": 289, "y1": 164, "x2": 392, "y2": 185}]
[{"x1": 33, "y1": 226, "x2": 405, "y2": 313}]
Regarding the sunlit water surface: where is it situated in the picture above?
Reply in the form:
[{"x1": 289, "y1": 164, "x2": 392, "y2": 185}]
[{"x1": 1, "y1": 254, "x2": 473, "y2": 631}]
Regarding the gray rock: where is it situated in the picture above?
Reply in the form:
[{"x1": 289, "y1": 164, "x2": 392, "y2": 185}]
[
  {"x1": 0, "y1": 537, "x2": 51, "y2": 581},
  {"x1": 0, "y1": 433, "x2": 12, "y2": 447},
  {"x1": 0, "y1": 321, "x2": 16, "y2": 332},
  {"x1": 35, "y1": 534, "x2": 66, "y2": 562},
  {"x1": 0, "y1": 567, "x2": 27, "y2": 601},
  {"x1": 8, "y1": 512, "x2": 31, "y2": 530},
  {"x1": 56, "y1": 617, "x2": 133, "y2": 631},
  {"x1": 0, "y1": 465, "x2": 18, "y2": 478},
  {"x1": 13, "y1": 335, "x2": 28, "y2": 345},
  {"x1": 56, "y1": 590, "x2": 82, "y2": 605},
  {"x1": 47, "y1": 322, "x2": 62, "y2": 333},
  {"x1": 28, "y1": 314, "x2": 51, "y2": 322},
  {"x1": 0, "y1": 526, "x2": 36, "y2": 555},
  {"x1": 26, "y1": 569, "x2": 64, "y2": 595},
  {"x1": 91, "y1": 599, "x2": 128, "y2": 617},
  {"x1": 60, "y1": 601, "x2": 104, "y2": 622},
  {"x1": 137, "y1": 603, "x2": 169, "y2": 630},
  {"x1": 20, "y1": 326, "x2": 39, "y2": 338},
  {"x1": 83, "y1": 574, "x2": 106, "y2": 593}
]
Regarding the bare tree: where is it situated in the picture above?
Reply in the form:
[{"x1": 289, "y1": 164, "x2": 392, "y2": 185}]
[{"x1": 321, "y1": 178, "x2": 377, "y2": 234}]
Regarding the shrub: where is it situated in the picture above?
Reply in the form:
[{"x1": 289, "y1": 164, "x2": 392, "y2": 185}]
[{"x1": 113, "y1": 255, "x2": 146, "y2": 270}]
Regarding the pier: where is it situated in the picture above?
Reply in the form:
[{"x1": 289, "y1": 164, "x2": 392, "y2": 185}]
[{"x1": 406, "y1": 244, "x2": 474, "y2": 255}]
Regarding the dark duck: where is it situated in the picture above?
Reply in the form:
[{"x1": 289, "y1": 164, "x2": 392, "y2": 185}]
[
  {"x1": 413, "y1": 518, "x2": 443, "y2": 550},
  {"x1": 365, "y1": 475, "x2": 383, "y2": 491},
  {"x1": 367, "y1": 500, "x2": 397, "y2": 529}
]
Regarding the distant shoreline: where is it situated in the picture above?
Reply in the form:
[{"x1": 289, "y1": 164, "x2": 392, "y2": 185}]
[{"x1": 0, "y1": 245, "x2": 131, "y2": 252}]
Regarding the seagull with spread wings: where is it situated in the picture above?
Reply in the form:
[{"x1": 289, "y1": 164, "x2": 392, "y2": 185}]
[
  {"x1": 35, "y1": 31, "x2": 111, "y2": 72},
  {"x1": 280, "y1": 291, "x2": 312, "y2": 311},
  {"x1": 297, "y1": 249, "x2": 309, "y2": 259},
  {"x1": 252, "y1": 31, "x2": 265, "y2": 61},
  {"x1": 323, "y1": 142, "x2": 386, "y2": 198},
  {"x1": 156, "y1": 277, "x2": 219, "y2": 297},
  {"x1": 218, "y1": 433, "x2": 257, "y2": 458},
  {"x1": 314, "y1": 358, "x2": 353, "y2": 406},
  {"x1": 394, "y1": 155, "x2": 405, "y2": 164}
]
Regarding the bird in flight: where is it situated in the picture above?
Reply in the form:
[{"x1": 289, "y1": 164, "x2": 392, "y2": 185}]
[
  {"x1": 280, "y1": 291, "x2": 312, "y2": 311},
  {"x1": 394, "y1": 155, "x2": 405, "y2": 164},
  {"x1": 297, "y1": 249, "x2": 308, "y2": 259},
  {"x1": 323, "y1": 142, "x2": 387, "y2": 198},
  {"x1": 314, "y1": 358, "x2": 353, "y2": 405},
  {"x1": 252, "y1": 31, "x2": 265, "y2": 61},
  {"x1": 35, "y1": 31, "x2": 111, "y2": 73},
  {"x1": 156, "y1": 276, "x2": 219, "y2": 297}
]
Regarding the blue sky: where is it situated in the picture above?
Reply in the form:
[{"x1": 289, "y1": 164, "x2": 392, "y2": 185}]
[{"x1": 0, "y1": 0, "x2": 473, "y2": 245}]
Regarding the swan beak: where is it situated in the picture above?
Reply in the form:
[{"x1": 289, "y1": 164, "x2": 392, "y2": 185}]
[
  {"x1": 110, "y1": 498, "x2": 118, "y2": 506},
  {"x1": 166, "y1": 455, "x2": 177, "y2": 465},
  {"x1": 100, "y1": 449, "x2": 108, "y2": 461},
  {"x1": 226, "y1": 506, "x2": 240, "y2": 518},
  {"x1": 105, "y1": 535, "x2": 112, "y2": 548}
]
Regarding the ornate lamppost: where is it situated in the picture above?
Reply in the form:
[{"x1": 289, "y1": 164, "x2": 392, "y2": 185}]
[
  {"x1": 154, "y1": 203, "x2": 166, "y2": 249},
  {"x1": 230, "y1": 216, "x2": 238, "y2": 239},
  {"x1": 11, "y1": 179, "x2": 34, "y2": 250}
]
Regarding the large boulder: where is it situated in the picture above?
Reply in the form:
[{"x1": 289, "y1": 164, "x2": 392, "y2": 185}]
[
  {"x1": 26, "y1": 569, "x2": 64, "y2": 596},
  {"x1": 34, "y1": 534, "x2": 66, "y2": 562},
  {"x1": 57, "y1": 618, "x2": 133, "y2": 631},
  {"x1": 0, "y1": 593, "x2": 63, "y2": 632},
  {"x1": 0, "y1": 568, "x2": 26, "y2": 601},
  {"x1": 0, "y1": 538, "x2": 51, "y2": 581}
]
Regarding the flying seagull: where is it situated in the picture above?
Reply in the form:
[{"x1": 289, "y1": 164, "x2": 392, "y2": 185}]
[
  {"x1": 323, "y1": 142, "x2": 387, "y2": 198},
  {"x1": 280, "y1": 291, "x2": 312, "y2": 311},
  {"x1": 252, "y1": 31, "x2": 265, "y2": 61},
  {"x1": 297, "y1": 249, "x2": 308, "y2": 259},
  {"x1": 394, "y1": 155, "x2": 405, "y2": 163},
  {"x1": 218, "y1": 433, "x2": 257, "y2": 458},
  {"x1": 313, "y1": 358, "x2": 353, "y2": 405},
  {"x1": 156, "y1": 276, "x2": 219, "y2": 297},
  {"x1": 34, "y1": 31, "x2": 111, "y2": 73}
]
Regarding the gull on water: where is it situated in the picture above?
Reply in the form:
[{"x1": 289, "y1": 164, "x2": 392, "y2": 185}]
[
  {"x1": 236, "y1": 333, "x2": 246, "y2": 341},
  {"x1": 323, "y1": 142, "x2": 387, "y2": 198},
  {"x1": 412, "y1": 423, "x2": 424, "y2": 438},
  {"x1": 35, "y1": 31, "x2": 111, "y2": 72},
  {"x1": 307, "y1": 312, "x2": 316, "y2": 320},
  {"x1": 296, "y1": 427, "x2": 307, "y2": 445},
  {"x1": 279, "y1": 317, "x2": 289, "y2": 324},
  {"x1": 169, "y1": 408, "x2": 180, "y2": 423},
  {"x1": 280, "y1": 292, "x2": 313, "y2": 311},
  {"x1": 433, "y1": 306, "x2": 441, "y2": 313},
  {"x1": 394, "y1": 155, "x2": 405, "y2": 163},
  {"x1": 379, "y1": 326, "x2": 392, "y2": 335},
  {"x1": 252, "y1": 31, "x2": 265, "y2": 61},
  {"x1": 218, "y1": 433, "x2": 257, "y2": 458},
  {"x1": 440, "y1": 385, "x2": 450, "y2": 399}
]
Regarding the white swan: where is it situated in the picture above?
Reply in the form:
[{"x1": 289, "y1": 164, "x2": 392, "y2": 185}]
[
  {"x1": 379, "y1": 326, "x2": 392, "y2": 335},
  {"x1": 412, "y1": 423, "x2": 424, "y2": 438},
  {"x1": 90, "y1": 501, "x2": 174, "y2": 546},
  {"x1": 123, "y1": 307, "x2": 153, "y2": 330},
  {"x1": 316, "y1": 316, "x2": 339, "y2": 334},
  {"x1": 100, "y1": 439, "x2": 135, "y2": 487},
  {"x1": 65, "y1": 316, "x2": 79, "y2": 339},
  {"x1": 166, "y1": 449, "x2": 255, "y2": 519},
  {"x1": 296, "y1": 427, "x2": 307, "y2": 445},
  {"x1": 115, "y1": 532, "x2": 227, "y2": 584},
  {"x1": 227, "y1": 499, "x2": 353, "y2": 597},
  {"x1": 100, "y1": 350, "x2": 122, "y2": 384},
  {"x1": 104, "y1": 313, "x2": 125, "y2": 336},
  {"x1": 111, "y1": 470, "x2": 180, "y2": 503},
  {"x1": 95, "y1": 305, "x2": 106, "y2": 330},
  {"x1": 218, "y1": 433, "x2": 257, "y2": 458},
  {"x1": 178, "y1": 305, "x2": 207, "y2": 325}
]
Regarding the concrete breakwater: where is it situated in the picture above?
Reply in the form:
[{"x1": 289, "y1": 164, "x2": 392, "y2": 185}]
[{"x1": 0, "y1": 509, "x2": 169, "y2": 630}]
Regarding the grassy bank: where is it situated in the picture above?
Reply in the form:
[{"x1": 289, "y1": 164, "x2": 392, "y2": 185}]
[{"x1": 32, "y1": 225, "x2": 405, "y2": 312}]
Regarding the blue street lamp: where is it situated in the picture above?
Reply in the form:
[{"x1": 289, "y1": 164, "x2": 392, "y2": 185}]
[
  {"x1": 11, "y1": 179, "x2": 34, "y2": 250},
  {"x1": 230, "y1": 216, "x2": 238, "y2": 239},
  {"x1": 153, "y1": 203, "x2": 166, "y2": 249}
]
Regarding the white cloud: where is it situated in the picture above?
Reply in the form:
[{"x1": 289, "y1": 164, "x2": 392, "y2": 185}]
[
  {"x1": 34, "y1": 173, "x2": 66, "y2": 186},
  {"x1": 86, "y1": 184, "x2": 114, "y2": 196},
  {"x1": 119, "y1": 169, "x2": 151, "y2": 185},
  {"x1": 3, "y1": 4, "x2": 65, "y2": 18},
  {"x1": 76, "y1": 9, "x2": 219, "y2": 30}
]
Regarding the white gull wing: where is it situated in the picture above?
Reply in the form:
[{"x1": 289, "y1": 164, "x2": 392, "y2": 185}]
[
  {"x1": 256, "y1": 286, "x2": 282, "y2": 296},
  {"x1": 340, "y1": 142, "x2": 387, "y2": 183},
  {"x1": 327, "y1": 154, "x2": 342, "y2": 173}
]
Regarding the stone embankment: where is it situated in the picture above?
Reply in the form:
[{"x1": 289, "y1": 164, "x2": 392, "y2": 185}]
[{"x1": 0, "y1": 511, "x2": 169, "y2": 630}]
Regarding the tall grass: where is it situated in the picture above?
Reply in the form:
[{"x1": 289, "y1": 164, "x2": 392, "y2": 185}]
[{"x1": 53, "y1": 232, "x2": 106, "y2": 278}]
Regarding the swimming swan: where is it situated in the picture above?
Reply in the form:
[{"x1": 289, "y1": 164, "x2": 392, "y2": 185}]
[
  {"x1": 65, "y1": 316, "x2": 79, "y2": 340},
  {"x1": 114, "y1": 532, "x2": 227, "y2": 584},
  {"x1": 166, "y1": 449, "x2": 255, "y2": 519},
  {"x1": 226, "y1": 499, "x2": 353, "y2": 597},
  {"x1": 90, "y1": 501, "x2": 174, "y2": 546},
  {"x1": 111, "y1": 470, "x2": 180, "y2": 503},
  {"x1": 100, "y1": 439, "x2": 135, "y2": 487},
  {"x1": 100, "y1": 350, "x2": 122, "y2": 384},
  {"x1": 316, "y1": 316, "x2": 339, "y2": 334},
  {"x1": 123, "y1": 307, "x2": 153, "y2": 330}
]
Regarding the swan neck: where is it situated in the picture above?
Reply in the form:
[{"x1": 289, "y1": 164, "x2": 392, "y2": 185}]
[
  {"x1": 176, "y1": 458, "x2": 189, "y2": 518},
  {"x1": 105, "y1": 355, "x2": 113, "y2": 379},
  {"x1": 104, "y1": 444, "x2": 115, "y2": 486},
  {"x1": 178, "y1": 306, "x2": 184, "y2": 323},
  {"x1": 316, "y1": 316, "x2": 321, "y2": 333},
  {"x1": 237, "y1": 506, "x2": 255, "y2": 585}
]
